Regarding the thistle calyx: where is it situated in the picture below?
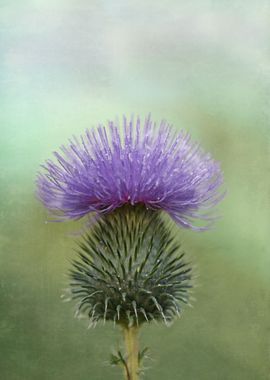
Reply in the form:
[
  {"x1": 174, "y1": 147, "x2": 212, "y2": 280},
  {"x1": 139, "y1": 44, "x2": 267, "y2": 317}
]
[{"x1": 70, "y1": 205, "x2": 192, "y2": 327}]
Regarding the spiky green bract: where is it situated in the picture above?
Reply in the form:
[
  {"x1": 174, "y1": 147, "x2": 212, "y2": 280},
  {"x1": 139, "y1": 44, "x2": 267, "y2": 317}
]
[{"x1": 69, "y1": 205, "x2": 192, "y2": 327}]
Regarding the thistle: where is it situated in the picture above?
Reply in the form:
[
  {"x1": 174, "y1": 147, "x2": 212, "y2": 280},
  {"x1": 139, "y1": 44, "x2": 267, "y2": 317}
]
[{"x1": 37, "y1": 115, "x2": 224, "y2": 379}]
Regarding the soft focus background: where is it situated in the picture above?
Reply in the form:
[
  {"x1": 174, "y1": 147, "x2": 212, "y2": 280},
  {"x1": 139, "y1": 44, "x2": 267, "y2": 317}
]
[{"x1": 1, "y1": 1, "x2": 270, "y2": 379}]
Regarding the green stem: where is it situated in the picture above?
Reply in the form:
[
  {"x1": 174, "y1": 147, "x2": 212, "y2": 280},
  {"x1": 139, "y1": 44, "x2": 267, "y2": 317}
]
[{"x1": 123, "y1": 326, "x2": 140, "y2": 380}]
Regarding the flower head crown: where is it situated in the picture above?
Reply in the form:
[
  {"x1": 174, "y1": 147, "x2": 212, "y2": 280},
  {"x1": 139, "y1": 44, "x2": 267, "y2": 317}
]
[{"x1": 38, "y1": 115, "x2": 224, "y2": 231}]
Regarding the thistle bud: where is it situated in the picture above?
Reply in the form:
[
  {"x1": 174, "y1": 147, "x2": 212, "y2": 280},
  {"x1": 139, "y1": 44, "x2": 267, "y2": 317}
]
[{"x1": 70, "y1": 205, "x2": 192, "y2": 327}]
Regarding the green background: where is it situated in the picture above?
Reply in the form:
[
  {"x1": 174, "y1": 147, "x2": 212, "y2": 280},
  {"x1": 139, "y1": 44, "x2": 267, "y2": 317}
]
[{"x1": 1, "y1": 1, "x2": 269, "y2": 379}]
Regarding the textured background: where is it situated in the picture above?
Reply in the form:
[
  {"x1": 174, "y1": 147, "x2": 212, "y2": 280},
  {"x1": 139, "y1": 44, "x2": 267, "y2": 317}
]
[{"x1": 1, "y1": 1, "x2": 269, "y2": 379}]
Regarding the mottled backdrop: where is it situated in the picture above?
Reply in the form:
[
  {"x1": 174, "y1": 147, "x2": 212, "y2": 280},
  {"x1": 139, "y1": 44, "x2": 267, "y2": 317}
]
[{"x1": 1, "y1": 1, "x2": 269, "y2": 379}]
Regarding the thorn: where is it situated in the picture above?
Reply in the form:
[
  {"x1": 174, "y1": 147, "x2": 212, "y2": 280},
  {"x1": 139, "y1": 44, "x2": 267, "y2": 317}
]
[
  {"x1": 87, "y1": 319, "x2": 94, "y2": 329},
  {"x1": 74, "y1": 309, "x2": 80, "y2": 318},
  {"x1": 140, "y1": 308, "x2": 149, "y2": 322},
  {"x1": 161, "y1": 311, "x2": 168, "y2": 326},
  {"x1": 117, "y1": 305, "x2": 121, "y2": 320},
  {"x1": 103, "y1": 298, "x2": 109, "y2": 324},
  {"x1": 132, "y1": 301, "x2": 139, "y2": 326},
  {"x1": 61, "y1": 297, "x2": 71, "y2": 303}
]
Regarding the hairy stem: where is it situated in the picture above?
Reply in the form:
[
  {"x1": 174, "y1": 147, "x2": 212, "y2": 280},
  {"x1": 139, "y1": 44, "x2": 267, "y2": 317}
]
[{"x1": 123, "y1": 326, "x2": 140, "y2": 380}]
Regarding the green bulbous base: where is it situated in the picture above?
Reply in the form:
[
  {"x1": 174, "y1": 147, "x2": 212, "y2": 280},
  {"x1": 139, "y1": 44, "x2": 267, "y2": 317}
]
[{"x1": 69, "y1": 204, "x2": 192, "y2": 327}]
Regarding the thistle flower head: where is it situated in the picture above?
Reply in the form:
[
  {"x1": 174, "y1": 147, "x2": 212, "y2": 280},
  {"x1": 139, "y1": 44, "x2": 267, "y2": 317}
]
[
  {"x1": 70, "y1": 205, "x2": 192, "y2": 327},
  {"x1": 37, "y1": 115, "x2": 224, "y2": 231}
]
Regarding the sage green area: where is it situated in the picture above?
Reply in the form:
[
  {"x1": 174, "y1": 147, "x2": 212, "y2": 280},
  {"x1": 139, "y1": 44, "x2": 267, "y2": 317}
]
[{"x1": 1, "y1": 1, "x2": 269, "y2": 379}]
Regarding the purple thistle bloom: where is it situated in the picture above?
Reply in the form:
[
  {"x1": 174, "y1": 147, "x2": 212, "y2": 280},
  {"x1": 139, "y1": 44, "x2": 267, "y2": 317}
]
[{"x1": 37, "y1": 115, "x2": 224, "y2": 230}]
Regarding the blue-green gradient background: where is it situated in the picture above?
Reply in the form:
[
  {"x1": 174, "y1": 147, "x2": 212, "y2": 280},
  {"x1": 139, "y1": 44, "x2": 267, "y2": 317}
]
[{"x1": 1, "y1": 1, "x2": 269, "y2": 379}]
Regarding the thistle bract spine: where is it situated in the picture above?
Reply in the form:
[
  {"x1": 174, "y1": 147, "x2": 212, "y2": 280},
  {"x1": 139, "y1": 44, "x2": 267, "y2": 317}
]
[{"x1": 70, "y1": 205, "x2": 192, "y2": 327}]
